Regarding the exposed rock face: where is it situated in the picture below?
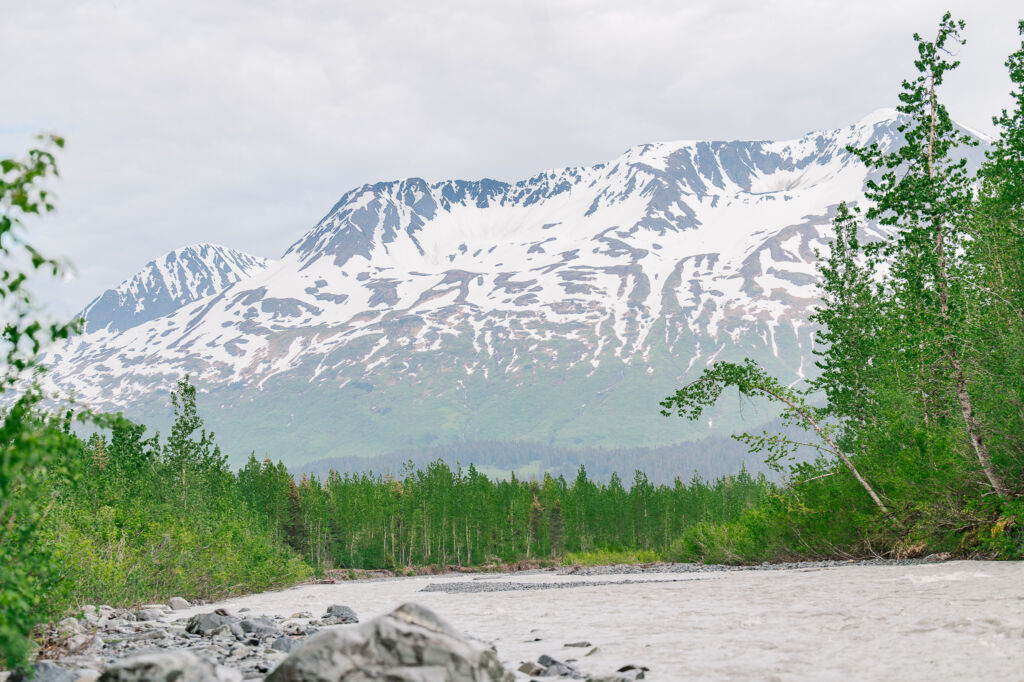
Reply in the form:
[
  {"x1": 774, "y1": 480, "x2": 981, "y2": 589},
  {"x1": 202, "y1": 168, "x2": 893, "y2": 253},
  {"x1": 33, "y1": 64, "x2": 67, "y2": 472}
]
[
  {"x1": 78, "y1": 244, "x2": 273, "y2": 334},
  {"x1": 266, "y1": 603, "x2": 513, "y2": 682}
]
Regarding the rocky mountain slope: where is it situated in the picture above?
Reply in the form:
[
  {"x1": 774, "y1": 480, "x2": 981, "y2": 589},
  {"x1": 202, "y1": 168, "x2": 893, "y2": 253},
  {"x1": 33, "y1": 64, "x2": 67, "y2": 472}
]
[
  {"x1": 79, "y1": 244, "x2": 273, "y2": 333},
  {"x1": 42, "y1": 110, "x2": 983, "y2": 466}
]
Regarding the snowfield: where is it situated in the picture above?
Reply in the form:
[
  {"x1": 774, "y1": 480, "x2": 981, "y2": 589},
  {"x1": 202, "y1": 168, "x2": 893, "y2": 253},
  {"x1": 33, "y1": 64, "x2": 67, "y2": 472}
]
[{"x1": 175, "y1": 560, "x2": 1024, "y2": 680}]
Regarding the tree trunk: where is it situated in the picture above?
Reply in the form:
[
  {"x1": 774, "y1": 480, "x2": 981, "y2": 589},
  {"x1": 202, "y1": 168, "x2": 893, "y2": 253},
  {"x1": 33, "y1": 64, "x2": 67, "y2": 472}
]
[
  {"x1": 761, "y1": 384, "x2": 889, "y2": 513},
  {"x1": 928, "y1": 75, "x2": 1010, "y2": 498}
]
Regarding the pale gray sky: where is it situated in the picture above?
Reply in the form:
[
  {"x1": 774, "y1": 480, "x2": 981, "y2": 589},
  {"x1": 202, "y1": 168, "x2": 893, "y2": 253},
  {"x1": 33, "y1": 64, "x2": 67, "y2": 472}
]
[{"x1": 2, "y1": 0, "x2": 1022, "y2": 318}]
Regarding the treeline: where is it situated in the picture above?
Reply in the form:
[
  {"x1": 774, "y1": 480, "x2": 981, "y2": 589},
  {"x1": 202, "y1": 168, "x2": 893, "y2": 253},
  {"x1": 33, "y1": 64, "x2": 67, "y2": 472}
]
[
  {"x1": 297, "y1": 430, "x2": 792, "y2": 486},
  {"x1": 661, "y1": 15, "x2": 1024, "y2": 563},
  {"x1": 242, "y1": 453, "x2": 772, "y2": 570}
]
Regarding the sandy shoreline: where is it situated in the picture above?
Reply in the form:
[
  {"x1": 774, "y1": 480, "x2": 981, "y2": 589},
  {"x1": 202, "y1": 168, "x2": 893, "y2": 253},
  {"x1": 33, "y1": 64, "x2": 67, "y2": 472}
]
[{"x1": 168, "y1": 559, "x2": 1024, "y2": 680}]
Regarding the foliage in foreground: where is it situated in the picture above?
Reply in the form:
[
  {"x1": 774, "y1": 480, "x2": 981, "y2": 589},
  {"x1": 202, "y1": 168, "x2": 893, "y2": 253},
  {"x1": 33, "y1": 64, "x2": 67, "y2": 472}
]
[
  {"x1": 662, "y1": 15, "x2": 1024, "y2": 564},
  {"x1": 0, "y1": 132, "x2": 309, "y2": 668},
  {"x1": 0, "y1": 134, "x2": 83, "y2": 670}
]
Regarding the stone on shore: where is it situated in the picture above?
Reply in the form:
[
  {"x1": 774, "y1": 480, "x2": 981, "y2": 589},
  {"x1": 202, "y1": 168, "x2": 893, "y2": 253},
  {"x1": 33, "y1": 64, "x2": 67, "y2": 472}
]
[
  {"x1": 267, "y1": 602, "x2": 513, "y2": 681},
  {"x1": 518, "y1": 661, "x2": 546, "y2": 675},
  {"x1": 270, "y1": 635, "x2": 297, "y2": 653},
  {"x1": 321, "y1": 605, "x2": 358, "y2": 624},
  {"x1": 239, "y1": 617, "x2": 281, "y2": 637},
  {"x1": 185, "y1": 612, "x2": 238, "y2": 636},
  {"x1": 98, "y1": 651, "x2": 241, "y2": 681},
  {"x1": 168, "y1": 597, "x2": 191, "y2": 610},
  {"x1": 9, "y1": 662, "x2": 76, "y2": 682},
  {"x1": 537, "y1": 654, "x2": 582, "y2": 678},
  {"x1": 133, "y1": 609, "x2": 163, "y2": 622}
]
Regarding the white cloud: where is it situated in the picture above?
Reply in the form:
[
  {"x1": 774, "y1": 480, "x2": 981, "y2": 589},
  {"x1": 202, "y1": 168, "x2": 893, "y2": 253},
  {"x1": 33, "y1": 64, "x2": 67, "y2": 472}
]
[{"x1": 2, "y1": 0, "x2": 1021, "y2": 317}]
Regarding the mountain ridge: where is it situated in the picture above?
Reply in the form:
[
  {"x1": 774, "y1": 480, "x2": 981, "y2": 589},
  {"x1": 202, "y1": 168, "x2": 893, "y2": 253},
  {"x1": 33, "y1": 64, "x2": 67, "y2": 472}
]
[
  {"x1": 40, "y1": 110, "x2": 988, "y2": 467},
  {"x1": 79, "y1": 243, "x2": 274, "y2": 334}
]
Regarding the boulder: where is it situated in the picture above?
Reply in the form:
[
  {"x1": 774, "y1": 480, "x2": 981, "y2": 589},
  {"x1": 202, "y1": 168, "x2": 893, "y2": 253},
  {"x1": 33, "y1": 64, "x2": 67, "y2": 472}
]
[
  {"x1": 133, "y1": 609, "x2": 163, "y2": 622},
  {"x1": 537, "y1": 654, "x2": 582, "y2": 678},
  {"x1": 185, "y1": 612, "x2": 238, "y2": 636},
  {"x1": 239, "y1": 617, "x2": 281, "y2": 637},
  {"x1": 66, "y1": 634, "x2": 104, "y2": 653},
  {"x1": 270, "y1": 635, "x2": 297, "y2": 653},
  {"x1": 518, "y1": 661, "x2": 547, "y2": 675},
  {"x1": 98, "y1": 651, "x2": 241, "y2": 681},
  {"x1": 70, "y1": 670, "x2": 100, "y2": 682},
  {"x1": 322, "y1": 605, "x2": 358, "y2": 624},
  {"x1": 168, "y1": 597, "x2": 191, "y2": 610},
  {"x1": 10, "y1": 662, "x2": 76, "y2": 682},
  {"x1": 57, "y1": 617, "x2": 82, "y2": 636},
  {"x1": 267, "y1": 602, "x2": 513, "y2": 681}
]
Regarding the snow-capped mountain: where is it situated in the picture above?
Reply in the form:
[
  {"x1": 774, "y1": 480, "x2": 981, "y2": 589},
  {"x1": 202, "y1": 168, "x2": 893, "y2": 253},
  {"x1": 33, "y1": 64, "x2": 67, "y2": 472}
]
[
  {"x1": 41, "y1": 110, "x2": 986, "y2": 465},
  {"x1": 79, "y1": 244, "x2": 273, "y2": 333}
]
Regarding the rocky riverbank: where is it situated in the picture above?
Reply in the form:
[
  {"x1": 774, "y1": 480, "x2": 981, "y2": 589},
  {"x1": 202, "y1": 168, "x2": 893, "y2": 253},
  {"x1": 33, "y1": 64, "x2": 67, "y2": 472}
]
[
  {"x1": 5, "y1": 597, "x2": 631, "y2": 681},
  {"x1": 7, "y1": 558, "x2": 1023, "y2": 681}
]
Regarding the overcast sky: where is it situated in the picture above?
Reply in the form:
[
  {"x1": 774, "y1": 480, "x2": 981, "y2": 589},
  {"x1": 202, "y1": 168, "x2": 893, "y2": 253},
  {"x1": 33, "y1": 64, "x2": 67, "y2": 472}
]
[{"x1": 2, "y1": 0, "x2": 1022, "y2": 318}]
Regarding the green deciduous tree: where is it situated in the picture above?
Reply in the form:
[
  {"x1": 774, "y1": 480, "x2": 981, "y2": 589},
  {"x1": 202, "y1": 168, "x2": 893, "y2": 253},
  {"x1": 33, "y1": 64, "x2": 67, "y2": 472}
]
[{"x1": 0, "y1": 135, "x2": 83, "y2": 670}]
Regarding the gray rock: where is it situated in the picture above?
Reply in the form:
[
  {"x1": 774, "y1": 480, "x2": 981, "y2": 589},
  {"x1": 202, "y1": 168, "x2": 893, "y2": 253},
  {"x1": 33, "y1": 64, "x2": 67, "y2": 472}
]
[
  {"x1": 10, "y1": 662, "x2": 76, "y2": 682},
  {"x1": 185, "y1": 612, "x2": 237, "y2": 636},
  {"x1": 322, "y1": 605, "x2": 358, "y2": 624},
  {"x1": 564, "y1": 641, "x2": 592, "y2": 648},
  {"x1": 281, "y1": 621, "x2": 307, "y2": 636},
  {"x1": 70, "y1": 669, "x2": 100, "y2": 682},
  {"x1": 615, "y1": 664, "x2": 649, "y2": 680},
  {"x1": 538, "y1": 654, "x2": 582, "y2": 678},
  {"x1": 209, "y1": 623, "x2": 239, "y2": 641},
  {"x1": 98, "y1": 650, "x2": 241, "y2": 681},
  {"x1": 168, "y1": 597, "x2": 191, "y2": 610},
  {"x1": 66, "y1": 634, "x2": 104, "y2": 652},
  {"x1": 132, "y1": 630, "x2": 165, "y2": 641},
  {"x1": 267, "y1": 602, "x2": 513, "y2": 681},
  {"x1": 57, "y1": 617, "x2": 83, "y2": 636},
  {"x1": 270, "y1": 635, "x2": 297, "y2": 653},
  {"x1": 239, "y1": 617, "x2": 281, "y2": 637},
  {"x1": 134, "y1": 609, "x2": 163, "y2": 622},
  {"x1": 518, "y1": 661, "x2": 547, "y2": 675}
]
